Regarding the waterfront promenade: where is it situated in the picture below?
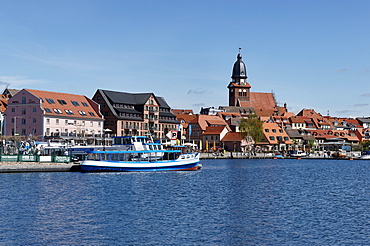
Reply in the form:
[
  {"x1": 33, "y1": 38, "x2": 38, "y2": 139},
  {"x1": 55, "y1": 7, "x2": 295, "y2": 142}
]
[{"x1": 0, "y1": 151, "x2": 365, "y2": 173}]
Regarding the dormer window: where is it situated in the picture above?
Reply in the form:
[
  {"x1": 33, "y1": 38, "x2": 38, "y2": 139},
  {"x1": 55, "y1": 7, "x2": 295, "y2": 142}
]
[
  {"x1": 71, "y1": 101, "x2": 80, "y2": 106},
  {"x1": 58, "y1": 99, "x2": 67, "y2": 105},
  {"x1": 53, "y1": 109, "x2": 62, "y2": 114},
  {"x1": 46, "y1": 98, "x2": 55, "y2": 104}
]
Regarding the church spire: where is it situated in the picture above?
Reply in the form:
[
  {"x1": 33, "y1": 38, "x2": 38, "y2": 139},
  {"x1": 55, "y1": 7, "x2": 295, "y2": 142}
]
[
  {"x1": 231, "y1": 49, "x2": 247, "y2": 84},
  {"x1": 228, "y1": 50, "x2": 251, "y2": 106}
]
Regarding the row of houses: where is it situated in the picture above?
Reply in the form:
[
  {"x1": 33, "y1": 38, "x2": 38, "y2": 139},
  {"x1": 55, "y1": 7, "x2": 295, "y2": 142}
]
[
  {"x1": 1, "y1": 87, "x2": 370, "y2": 152},
  {"x1": 0, "y1": 88, "x2": 179, "y2": 145},
  {"x1": 175, "y1": 108, "x2": 370, "y2": 152}
]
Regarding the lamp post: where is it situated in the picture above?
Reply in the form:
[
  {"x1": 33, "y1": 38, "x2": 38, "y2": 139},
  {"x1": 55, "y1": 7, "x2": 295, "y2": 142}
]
[{"x1": 103, "y1": 128, "x2": 113, "y2": 151}]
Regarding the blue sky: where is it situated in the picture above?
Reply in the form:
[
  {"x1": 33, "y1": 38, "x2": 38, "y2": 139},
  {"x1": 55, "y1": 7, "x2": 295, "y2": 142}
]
[{"x1": 0, "y1": 0, "x2": 369, "y2": 117}]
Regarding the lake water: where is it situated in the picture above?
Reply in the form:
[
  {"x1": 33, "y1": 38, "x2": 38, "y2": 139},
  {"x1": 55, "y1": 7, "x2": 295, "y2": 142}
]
[{"x1": 1, "y1": 159, "x2": 370, "y2": 245}]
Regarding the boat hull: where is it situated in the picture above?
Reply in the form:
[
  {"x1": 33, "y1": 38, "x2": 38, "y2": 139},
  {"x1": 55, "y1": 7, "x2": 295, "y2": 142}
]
[{"x1": 80, "y1": 160, "x2": 201, "y2": 172}]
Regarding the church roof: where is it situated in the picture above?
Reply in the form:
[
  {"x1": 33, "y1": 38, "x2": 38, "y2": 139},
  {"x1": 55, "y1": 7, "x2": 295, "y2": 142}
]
[
  {"x1": 239, "y1": 92, "x2": 277, "y2": 113},
  {"x1": 232, "y1": 53, "x2": 247, "y2": 79}
]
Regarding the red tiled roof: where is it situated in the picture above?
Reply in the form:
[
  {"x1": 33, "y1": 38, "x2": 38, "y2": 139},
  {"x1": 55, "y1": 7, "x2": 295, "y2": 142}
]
[
  {"x1": 262, "y1": 122, "x2": 292, "y2": 144},
  {"x1": 203, "y1": 126, "x2": 226, "y2": 135},
  {"x1": 26, "y1": 89, "x2": 102, "y2": 120},
  {"x1": 172, "y1": 109, "x2": 194, "y2": 115},
  {"x1": 221, "y1": 132, "x2": 243, "y2": 142},
  {"x1": 311, "y1": 129, "x2": 359, "y2": 141},
  {"x1": 290, "y1": 116, "x2": 306, "y2": 123},
  {"x1": 239, "y1": 92, "x2": 277, "y2": 113}
]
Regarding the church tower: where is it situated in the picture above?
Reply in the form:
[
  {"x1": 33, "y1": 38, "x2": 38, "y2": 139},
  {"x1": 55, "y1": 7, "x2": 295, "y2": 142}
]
[{"x1": 227, "y1": 50, "x2": 251, "y2": 106}]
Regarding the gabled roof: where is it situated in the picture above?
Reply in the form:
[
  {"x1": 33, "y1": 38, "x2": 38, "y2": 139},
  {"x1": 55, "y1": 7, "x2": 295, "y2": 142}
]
[
  {"x1": 262, "y1": 122, "x2": 292, "y2": 144},
  {"x1": 190, "y1": 115, "x2": 229, "y2": 131},
  {"x1": 239, "y1": 92, "x2": 277, "y2": 114},
  {"x1": 2, "y1": 88, "x2": 20, "y2": 98},
  {"x1": 296, "y1": 109, "x2": 323, "y2": 119},
  {"x1": 221, "y1": 132, "x2": 243, "y2": 142},
  {"x1": 172, "y1": 109, "x2": 194, "y2": 115},
  {"x1": 25, "y1": 89, "x2": 102, "y2": 120},
  {"x1": 357, "y1": 118, "x2": 370, "y2": 124},
  {"x1": 98, "y1": 89, "x2": 172, "y2": 109},
  {"x1": 290, "y1": 116, "x2": 306, "y2": 123},
  {"x1": 101, "y1": 90, "x2": 153, "y2": 105},
  {"x1": 219, "y1": 106, "x2": 255, "y2": 115},
  {"x1": 203, "y1": 126, "x2": 226, "y2": 135}
]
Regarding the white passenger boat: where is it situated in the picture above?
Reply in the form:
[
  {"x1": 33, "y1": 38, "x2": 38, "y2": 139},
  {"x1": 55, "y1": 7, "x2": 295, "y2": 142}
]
[
  {"x1": 80, "y1": 149, "x2": 201, "y2": 172},
  {"x1": 80, "y1": 135, "x2": 201, "y2": 172}
]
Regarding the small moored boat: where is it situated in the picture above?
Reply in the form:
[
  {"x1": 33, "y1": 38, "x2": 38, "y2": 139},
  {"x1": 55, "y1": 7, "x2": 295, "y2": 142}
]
[
  {"x1": 288, "y1": 150, "x2": 309, "y2": 158},
  {"x1": 360, "y1": 150, "x2": 370, "y2": 159}
]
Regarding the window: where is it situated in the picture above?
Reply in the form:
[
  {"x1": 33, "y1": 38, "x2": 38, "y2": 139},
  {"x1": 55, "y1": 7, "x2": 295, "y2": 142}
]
[
  {"x1": 46, "y1": 118, "x2": 50, "y2": 124},
  {"x1": 11, "y1": 118, "x2": 14, "y2": 123},
  {"x1": 71, "y1": 101, "x2": 80, "y2": 106},
  {"x1": 21, "y1": 119, "x2": 26, "y2": 125},
  {"x1": 265, "y1": 129, "x2": 269, "y2": 132},
  {"x1": 22, "y1": 97, "x2": 26, "y2": 104},
  {"x1": 269, "y1": 136, "x2": 275, "y2": 140},
  {"x1": 82, "y1": 121, "x2": 85, "y2": 126},
  {"x1": 58, "y1": 99, "x2": 67, "y2": 105},
  {"x1": 65, "y1": 120, "x2": 68, "y2": 125},
  {"x1": 21, "y1": 129, "x2": 26, "y2": 135},
  {"x1": 53, "y1": 109, "x2": 62, "y2": 114},
  {"x1": 33, "y1": 118, "x2": 36, "y2": 123},
  {"x1": 89, "y1": 112, "x2": 95, "y2": 116},
  {"x1": 45, "y1": 108, "x2": 52, "y2": 113},
  {"x1": 272, "y1": 129, "x2": 276, "y2": 133},
  {"x1": 11, "y1": 108, "x2": 15, "y2": 112},
  {"x1": 56, "y1": 119, "x2": 59, "y2": 125},
  {"x1": 97, "y1": 96, "x2": 101, "y2": 101},
  {"x1": 46, "y1": 98, "x2": 55, "y2": 104},
  {"x1": 39, "y1": 98, "x2": 44, "y2": 102},
  {"x1": 78, "y1": 111, "x2": 87, "y2": 116},
  {"x1": 22, "y1": 108, "x2": 26, "y2": 115},
  {"x1": 90, "y1": 121, "x2": 93, "y2": 127},
  {"x1": 33, "y1": 108, "x2": 37, "y2": 112},
  {"x1": 65, "y1": 110, "x2": 74, "y2": 115},
  {"x1": 82, "y1": 102, "x2": 88, "y2": 107}
]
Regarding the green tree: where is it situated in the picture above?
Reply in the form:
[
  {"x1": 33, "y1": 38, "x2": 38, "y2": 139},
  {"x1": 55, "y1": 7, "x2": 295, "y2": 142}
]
[
  {"x1": 308, "y1": 139, "x2": 315, "y2": 152},
  {"x1": 239, "y1": 114, "x2": 264, "y2": 144}
]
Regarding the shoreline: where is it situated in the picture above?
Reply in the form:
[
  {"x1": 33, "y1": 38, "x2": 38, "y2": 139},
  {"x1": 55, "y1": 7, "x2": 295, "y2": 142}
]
[{"x1": 0, "y1": 155, "x2": 367, "y2": 173}]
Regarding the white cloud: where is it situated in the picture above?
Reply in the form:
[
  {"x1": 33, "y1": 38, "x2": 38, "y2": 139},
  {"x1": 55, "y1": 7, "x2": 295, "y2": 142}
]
[{"x1": 0, "y1": 76, "x2": 48, "y2": 88}]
